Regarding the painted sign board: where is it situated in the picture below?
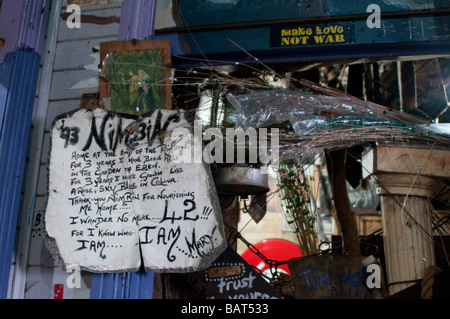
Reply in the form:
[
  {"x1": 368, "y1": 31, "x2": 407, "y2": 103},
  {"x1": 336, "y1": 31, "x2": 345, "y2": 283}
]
[
  {"x1": 270, "y1": 22, "x2": 356, "y2": 48},
  {"x1": 183, "y1": 246, "x2": 283, "y2": 299},
  {"x1": 288, "y1": 254, "x2": 378, "y2": 299},
  {"x1": 44, "y1": 108, "x2": 227, "y2": 273},
  {"x1": 153, "y1": 0, "x2": 450, "y2": 67}
]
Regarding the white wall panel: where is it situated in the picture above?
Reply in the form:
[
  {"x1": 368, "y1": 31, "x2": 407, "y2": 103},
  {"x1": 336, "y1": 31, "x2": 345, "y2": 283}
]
[
  {"x1": 50, "y1": 70, "x2": 99, "y2": 100},
  {"x1": 45, "y1": 99, "x2": 80, "y2": 130},
  {"x1": 54, "y1": 36, "x2": 116, "y2": 71}
]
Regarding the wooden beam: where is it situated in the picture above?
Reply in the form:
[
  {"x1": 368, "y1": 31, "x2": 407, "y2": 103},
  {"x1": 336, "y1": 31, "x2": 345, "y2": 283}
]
[{"x1": 326, "y1": 149, "x2": 361, "y2": 256}]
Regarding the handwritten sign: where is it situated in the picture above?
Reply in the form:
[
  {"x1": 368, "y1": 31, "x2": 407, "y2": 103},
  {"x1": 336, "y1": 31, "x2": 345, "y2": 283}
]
[
  {"x1": 44, "y1": 108, "x2": 226, "y2": 273},
  {"x1": 270, "y1": 22, "x2": 355, "y2": 47},
  {"x1": 288, "y1": 255, "x2": 374, "y2": 299},
  {"x1": 183, "y1": 246, "x2": 283, "y2": 299}
]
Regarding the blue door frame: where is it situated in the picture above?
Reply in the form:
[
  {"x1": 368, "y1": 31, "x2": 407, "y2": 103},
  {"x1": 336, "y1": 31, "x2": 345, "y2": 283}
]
[
  {"x1": 154, "y1": 0, "x2": 450, "y2": 68},
  {"x1": 0, "y1": 0, "x2": 51, "y2": 298}
]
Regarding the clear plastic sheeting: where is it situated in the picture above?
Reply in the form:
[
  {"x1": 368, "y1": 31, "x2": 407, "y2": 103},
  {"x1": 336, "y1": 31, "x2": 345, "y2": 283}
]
[
  {"x1": 227, "y1": 89, "x2": 450, "y2": 163},
  {"x1": 228, "y1": 89, "x2": 427, "y2": 134},
  {"x1": 421, "y1": 123, "x2": 450, "y2": 137},
  {"x1": 98, "y1": 52, "x2": 114, "y2": 80}
]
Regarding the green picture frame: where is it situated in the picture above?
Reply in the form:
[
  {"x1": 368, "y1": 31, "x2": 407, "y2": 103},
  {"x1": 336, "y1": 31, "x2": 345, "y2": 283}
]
[{"x1": 100, "y1": 39, "x2": 172, "y2": 115}]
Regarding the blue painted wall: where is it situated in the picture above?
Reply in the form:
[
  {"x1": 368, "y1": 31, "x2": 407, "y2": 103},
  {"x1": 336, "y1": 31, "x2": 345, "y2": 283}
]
[
  {"x1": 154, "y1": 0, "x2": 450, "y2": 67},
  {"x1": 0, "y1": 50, "x2": 41, "y2": 298},
  {"x1": 0, "y1": 0, "x2": 50, "y2": 298}
]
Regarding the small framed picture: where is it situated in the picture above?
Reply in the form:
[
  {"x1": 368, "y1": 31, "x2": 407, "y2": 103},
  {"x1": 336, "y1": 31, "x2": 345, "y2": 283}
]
[{"x1": 99, "y1": 39, "x2": 172, "y2": 115}]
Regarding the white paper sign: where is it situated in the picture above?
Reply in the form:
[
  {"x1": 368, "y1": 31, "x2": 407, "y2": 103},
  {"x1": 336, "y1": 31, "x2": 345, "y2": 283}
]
[{"x1": 45, "y1": 108, "x2": 226, "y2": 273}]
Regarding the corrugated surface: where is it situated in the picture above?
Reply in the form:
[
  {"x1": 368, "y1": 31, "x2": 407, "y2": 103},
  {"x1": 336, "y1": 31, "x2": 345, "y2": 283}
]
[
  {"x1": 10, "y1": 0, "x2": 63, "y2": 299},
  {"x1": 90, "y1": 271, "x2": 154, "y2": 299},
  {"x1": 0, "y1": 49, "x2": 42, "y2": 299},
  {"x1": 0, "y1": 0, "x2": 51, "y2": 298}
]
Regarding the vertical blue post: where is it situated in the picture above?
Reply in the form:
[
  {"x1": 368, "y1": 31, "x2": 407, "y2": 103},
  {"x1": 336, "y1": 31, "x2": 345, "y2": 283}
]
[
  {"x1": 90, "y1": 271, "x2": 155, "y2": 299},
  {"x1": 118, "y1": 0, "x2": 158, "y2": 40},
  {"x1": 90, "y1": 0, "x2": 158, "y2": 299},
  {"x1": 0, "y1": 0, "x2": 51, "y2": 298}
]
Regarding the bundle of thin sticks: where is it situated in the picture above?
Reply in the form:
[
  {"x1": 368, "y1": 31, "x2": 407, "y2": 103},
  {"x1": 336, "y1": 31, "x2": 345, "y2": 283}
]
[{"x1": 277, "y1": 161, "x2": 318, "y2": 256}]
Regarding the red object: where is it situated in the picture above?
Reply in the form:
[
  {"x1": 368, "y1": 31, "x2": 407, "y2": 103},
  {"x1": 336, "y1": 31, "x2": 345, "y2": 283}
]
[
  {"x1": 54, "y1": 284, "x2": 64, "y2": 299},
  {"x1": 241, "y1": 239, "x2": 302, "y2": 276}
]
